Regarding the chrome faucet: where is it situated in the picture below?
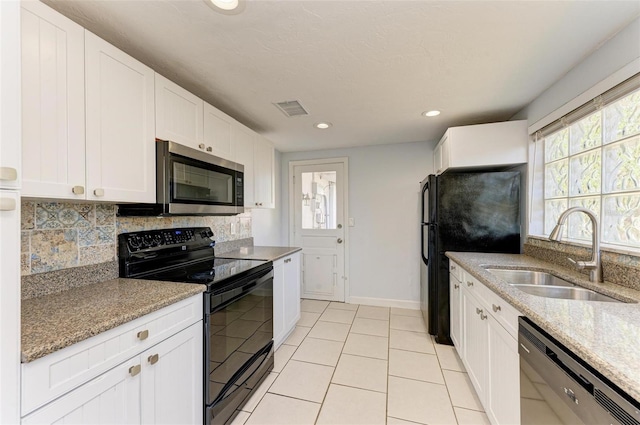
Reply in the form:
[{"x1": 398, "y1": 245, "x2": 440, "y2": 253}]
[{"x1": 548, "y1": 207, "x2": 603, "y2": 283}]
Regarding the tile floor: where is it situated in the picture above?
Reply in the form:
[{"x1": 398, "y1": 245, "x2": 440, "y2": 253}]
[{"x1": 230, "y1": 299, "x2": 490, "y2": 425}]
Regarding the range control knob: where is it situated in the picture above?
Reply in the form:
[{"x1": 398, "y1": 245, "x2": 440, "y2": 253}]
[
  {"x1": 153, "y1": 234, "x2": 164, "y2": 246},
  {"x1": 128, "y1": 236, "x2": 142, "y2": 250}
]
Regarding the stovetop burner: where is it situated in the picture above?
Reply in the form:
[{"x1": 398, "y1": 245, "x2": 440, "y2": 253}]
[{"x1": 118, "y1": 227, "x2": 270, "y2": 289}]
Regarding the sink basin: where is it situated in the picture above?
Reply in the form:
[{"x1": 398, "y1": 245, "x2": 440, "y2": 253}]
[
  {"x1": 511, "y1": 284, "x2": 622, "y2": 303},
  {"x1": 485, "y1": 268, "x2": 575, "y2": 287}
]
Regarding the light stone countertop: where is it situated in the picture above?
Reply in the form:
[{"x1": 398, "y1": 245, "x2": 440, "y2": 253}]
[
  {"x1": 446, "y1": 252, "x2": 640, "y2": 402},
  {"x1": 21, "y1": 278, "x2": 205, "y2": 363},
  {"x1": 217, "y1": 246, "x2": 301, "y2": 261}
]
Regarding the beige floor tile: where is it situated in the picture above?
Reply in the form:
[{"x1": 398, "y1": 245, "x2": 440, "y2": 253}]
[
  {"x1": 332, "y1": 353, "x2": 388, "y2": 393},
  {"x1": 283, "y1": 326, "x2": 311, "y2": 346},
  {"x1": 388, "y1": 376, "x2": 457, "y2": 425},
  {"x1": 389, "y1": 329, "x2": 436, "y2": 354},
  {"x1": 342, "y1": 333, "x2": 389, "y2": 360},
  {"x1": 350, "y1": 317, "x2": 389, "y2": 337},
  {"x1": 319, "y1": 308, "x2": 357, "y2": 324},
  {"x1": 389, "y1": 349, "x2": 444, "y2": 384},
  {"x1": 434, "y1": 343, "x2": 466, "y2": 372},
  {"x1": 241, "y1": 372, "x2": 278, "y2": 412},
  {"x1": 387, "y1": 417, "x2": 424, "y2": 425},
  {"x1": 292, "y1": 337, "x2": 344, "y2": 366},
  {"x1": 273, "y1": 344, "x2": 297, "y2": 373},
  {"x1": 301, "y1": 299, "x2": 330, "y2": 313},
  {"x1": 229, "y1": 410, "x2": 250, "y2": 425},
  {"x1": 308, "y1": 321, "x2": 351, "y2": 342},
  {"x1": 316, "y1": 384, "x2": 386, "y2": 425},
  {"x1": 246, "y1": 393, "x2": 320, "y2": 425},
  {"x1": 390, "y1": 315, "x2": 427, "y2": 333},
  {"x1": 356, "y1": 305, "x2": 390, "y2": 321},
  {"x1": 455, "y1": 407, "x2": 491, "y2": 425},
  {"x1": 443, "y1": 370, "x2": 484, "y2": 411},
  {"x1": 269, "y1": 360, "x2": 334, "y2": 403},
  {"x1": 327, "y1": 302, "x2": 359, "y2": 311},
  {"x1": 390, "y1": 307, "x2": 422, "y2": 317},
  {"x1": 297, "y1": 311, "x2": 321, "y2": 327}
]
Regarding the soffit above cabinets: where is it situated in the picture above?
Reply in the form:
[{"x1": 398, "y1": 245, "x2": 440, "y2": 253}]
[{"x1": 43, "y1": 0, "x2": 640, "y2": 152}]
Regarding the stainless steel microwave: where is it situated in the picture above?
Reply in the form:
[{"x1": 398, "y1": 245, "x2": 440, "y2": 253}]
[{"x1": 118, "y1": 140, "x2": 244, "y2": 216}]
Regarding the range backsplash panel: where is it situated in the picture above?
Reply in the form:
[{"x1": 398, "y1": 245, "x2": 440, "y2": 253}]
[{"x1": 20, "y1": 201, "x2": 252, "y2": 276}]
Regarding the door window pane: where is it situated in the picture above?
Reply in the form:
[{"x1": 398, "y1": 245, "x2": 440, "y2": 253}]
[{"x1": 301, "y1": 171, "x2": 337, "y2": 230}]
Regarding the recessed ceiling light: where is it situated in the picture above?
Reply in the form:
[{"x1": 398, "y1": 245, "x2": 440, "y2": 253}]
[
  {"x1": 315, "y1": 122, "x2": 332, "y2": 129},
  {"x1": 210, "y1": 0, "x2": 238, "y2": 10},
  {"x1": 423, "y1": 110, "x2": 441, "y2": 117}
]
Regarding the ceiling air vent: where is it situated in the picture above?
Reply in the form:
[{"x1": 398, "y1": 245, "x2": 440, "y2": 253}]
[{"x1": 274, "y1": 100, "x2": 309, "y2": 117}]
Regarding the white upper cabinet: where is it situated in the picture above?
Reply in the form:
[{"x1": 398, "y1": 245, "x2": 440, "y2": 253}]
[
  {"x1": 20, "y1": 1, "x2": 85, "y2": 198},
  {"x1": 155, "y1": 73, "x2": 203, "y2": 149},
  {"x1": 233, "y1": 123, "x2": 256, "y2": 207},
  {"x1": 254, "y1": 136, "x2": 275, "y2": 208},
  {"x1": 203, "y1": 102, "x2": 234, "y2": 161},
  {"x1": 434, "y1": 120, "x2": 527, "y2": 175},
  {"x1": 85, "y1": 31, "x2": 155, "y2": 203}
]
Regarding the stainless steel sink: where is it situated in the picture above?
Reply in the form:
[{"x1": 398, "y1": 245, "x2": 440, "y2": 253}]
[
  {"x1": 511, "y1": 284, "x2": 621, "y2": 302},
  {"x1": 484, "y1": 268, "x2": 575, "y2": 287}
]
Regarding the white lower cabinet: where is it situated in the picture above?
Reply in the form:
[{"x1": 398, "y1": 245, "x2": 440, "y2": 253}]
[
  {"x1": 273, "y1": 252, "x2": 301, "y2": 349},
  {"x1": 451, "y1": 261, "x2": 521, "y2": 425},
  {"x1": 21, "y1": 296, "x2": 203, "y2": 425}
]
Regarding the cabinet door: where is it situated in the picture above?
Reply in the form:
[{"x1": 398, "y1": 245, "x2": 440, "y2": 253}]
[
  {"x1": 433, "y1": 143, "x2": 442, "y2": 175},
  {"x1": 487, "y1": 316, "x2": 520, "y2": 425},
  {"x1": 283, "y1": 253, "x2": 301, "y2": 333},
  {"x1": 272, "y1": 259, "x2": 286, "y2": 349},
  {"x1": 140, "y1": 322, "x2": 203, "y2": 425},
  {"x1": 155, "y1": 73, "x2": 203, "y2": 150},
  {"x1": 203, "y1": 102, "x2": 234, "y2": 161},
  {"x1": 22, "y1": 356, "x2": 141, "y2": 425},
  {"x1": 233, "y1": 124, "x2": 255, "y2": 207},
  {"x1": 461, "y1": 290, "x2": 488, "y2": 405},
  {"x1": 0, "y1": 0, "x2": 21, "y2": 191},
  {"x1": 21, "y1": 2, "x2": 85, "y2": 199},
  {"x1": 85, "y1": 31, "x2": 155, "y2": 203},
  {"x1": 449, "y1": 274, "x2": 462, "y2": 351},
  {"x1": 254, "y1": 137, "x2": 275, "y2": 208}
]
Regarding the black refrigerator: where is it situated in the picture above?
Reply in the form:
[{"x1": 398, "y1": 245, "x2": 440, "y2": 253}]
[{"x1": 420, "y1": 171, "x2": 522, "y2": 345}]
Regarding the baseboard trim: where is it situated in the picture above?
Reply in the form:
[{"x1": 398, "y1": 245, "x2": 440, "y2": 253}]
[{"x1": 347, "y1": 296, "x2": 420, "y2": 310}]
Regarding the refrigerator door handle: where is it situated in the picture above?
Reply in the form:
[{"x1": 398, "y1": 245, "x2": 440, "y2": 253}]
[{"x1": 421, "y1": 223, "x2": 429, "y2": 266}]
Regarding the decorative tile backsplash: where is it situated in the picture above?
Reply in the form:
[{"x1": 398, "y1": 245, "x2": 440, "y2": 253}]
[{"x1": 21, "y1": 201, "x2": 252, "y2": 276}]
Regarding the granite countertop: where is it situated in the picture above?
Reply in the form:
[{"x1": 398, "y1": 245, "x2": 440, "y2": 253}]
[
  {"x1": 22, "y1": 279, "x2": 205, "y2": 363},
  {"x1": 217, "y1": 246, "x2": 302, "y2": 261},
  {"x1": 446, "y1": 252, "x2": 640, "y2": 402}
]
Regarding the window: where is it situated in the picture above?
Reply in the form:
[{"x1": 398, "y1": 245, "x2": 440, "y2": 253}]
[{"x1": 540, "y1": 82, "x2": 640, "y2": 249}]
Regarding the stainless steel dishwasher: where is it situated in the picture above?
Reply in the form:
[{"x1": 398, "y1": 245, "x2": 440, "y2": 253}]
[{"x1": 518, "y1": 317, "x2": 640, "y2": 425}]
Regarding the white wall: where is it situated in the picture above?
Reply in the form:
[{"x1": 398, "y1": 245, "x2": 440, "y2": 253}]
[
  {"x1": 251, "y1": 150, "x2": 283, "y2": 246},
  {"x1": 281, "y1": 141, "x2": 433, "y2": 306}
]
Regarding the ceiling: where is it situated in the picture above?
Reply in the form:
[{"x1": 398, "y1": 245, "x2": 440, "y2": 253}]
[{"x1": 44, "y1": 0, "x2": 640, "y2": 152}]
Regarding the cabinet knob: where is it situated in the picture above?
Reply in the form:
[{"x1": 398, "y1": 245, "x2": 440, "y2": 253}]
[
  {"x1": 199, "y1": 144, "x2": 205, "y2": 150},
  {"x1": 337, "y1": 224, "x2": 343, "y2": 229},
  {"x1": 206, "y1": 146, "x2": 213, "y2": 152},
  {"x1": 454, "y1": 284, "x2": 459, "y2": 289},
  {"x1": 148, "y1": 354, "x2": 159, "y2": 365},
  {"x1": 480, "y1": 313, "x2": 488, "y2": 320},
  {"x1": 93, "y1": 188, "x2": 105, "y2": 197},
  {"x1": 476, "y1": 308, "x2": 483, "y2": 315},
  {"x1": 255, "y1": 202, "x2": 259, "y2": 206},
  {"x1": 129, "y1": 364, "x2": 141, "y2": 377},
  {"x1": 492, "y1": 304, "x2": 501, "y2": 313},
  {"x1": 72, "y1": 185, "x2": 85, "y2": 195},
  {"x1": 466, "y1": 281, "x2": 474, "y2": 287},
  {"x1": 137, "y1": 330, "x2": 149, "y2": 340},
  {"x1": 0, "y1": 167, "x2": 17, "y2": 181},
  {"x1": 0, "y1": 197, "x2": 17, "y2": 211},
  {"x1": 337, "y1": 238, "x2": 343, "y2": 244}
]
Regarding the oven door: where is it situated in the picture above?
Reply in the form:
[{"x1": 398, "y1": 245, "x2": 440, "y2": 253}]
[{"x1": 205, "y1": 267, "x2": 274, "y2": 425}]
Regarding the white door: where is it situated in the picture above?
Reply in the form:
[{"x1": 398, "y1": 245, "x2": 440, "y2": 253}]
[{"x1": 291, "y1": 159, "x2": 347, "y2": 302}]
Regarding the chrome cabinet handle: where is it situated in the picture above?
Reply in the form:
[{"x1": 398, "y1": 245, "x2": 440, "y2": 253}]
[
  {"x1": 148, "y1": 354, "x2": 159, "y2": 365},
  {"x1": 337, "y1": 238, "x2": 343, "y2": 244},
  {"x1": 72, "y1": 185, "x2": 85, "y2": 195},
  {"x1": 492, "y1": 304, "x2": 501, "y2": 313},
  {"x1": 0, "y1": 167, "x2": 18, "y2": 181},
  {"x1": 129, "y1": 364, "x2": 141, "y2": 377},
  {"x1": 0, "y1": 197, "x2": 17, "y2": 211},
  {"x1": 467, "y1": 281, "x2": 474, "y2": 287},
  {"x1": 93, "y1": 188, "x2": 104, "y2": 197},
  {"x1": 137, "y1": 330, "x2": 149, "y2": 340}
]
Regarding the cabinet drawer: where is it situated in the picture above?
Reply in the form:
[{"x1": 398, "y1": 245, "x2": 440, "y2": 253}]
[
  {"x1": 22, "y1": 295, "x2": 202, "y2": 416},
  {"x1": 449, "y1": 261, "x2": 462, "y2": 282},
  {"x1": 460, "y1": 272, "x2": 490, "y2": 308},
  {"x1": 485, "y1": 294, "x2": 521, "y2": 340}
]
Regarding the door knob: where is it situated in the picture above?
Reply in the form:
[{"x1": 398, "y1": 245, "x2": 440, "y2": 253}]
[{"x1": 337, "y1": 238, "x2": 343, "y2": 244}]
